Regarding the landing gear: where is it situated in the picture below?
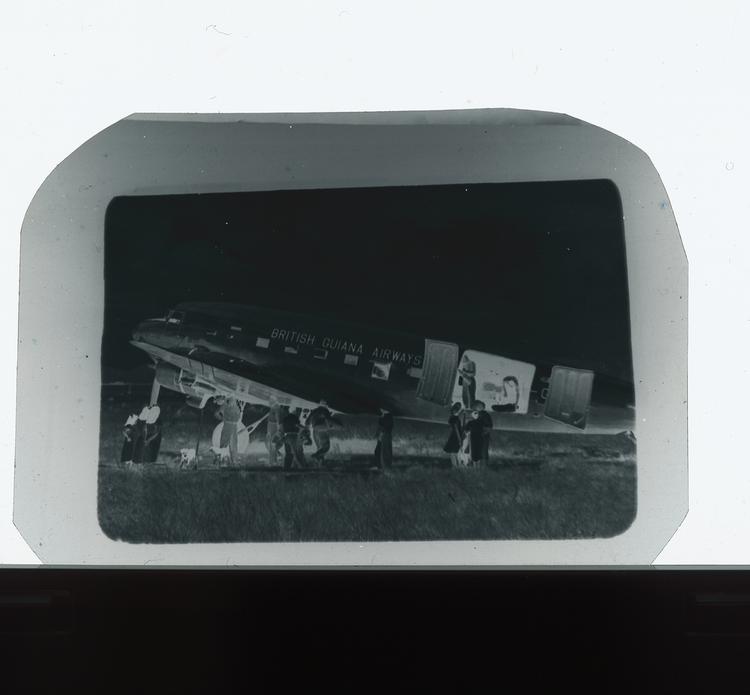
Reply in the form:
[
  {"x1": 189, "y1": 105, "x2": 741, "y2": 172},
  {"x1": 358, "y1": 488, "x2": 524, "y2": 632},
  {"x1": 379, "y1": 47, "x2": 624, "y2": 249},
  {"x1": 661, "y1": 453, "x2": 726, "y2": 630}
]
[{"x1": 150, "y1": 379, "x2": 161, "y2": 408}]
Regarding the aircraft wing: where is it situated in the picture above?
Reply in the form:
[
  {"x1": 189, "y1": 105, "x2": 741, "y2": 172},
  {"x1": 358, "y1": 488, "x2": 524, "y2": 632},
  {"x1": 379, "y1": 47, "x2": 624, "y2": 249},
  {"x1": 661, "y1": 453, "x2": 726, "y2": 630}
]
[{"x1": 131, "y1": 340, "x2": 387, "y2": 414}]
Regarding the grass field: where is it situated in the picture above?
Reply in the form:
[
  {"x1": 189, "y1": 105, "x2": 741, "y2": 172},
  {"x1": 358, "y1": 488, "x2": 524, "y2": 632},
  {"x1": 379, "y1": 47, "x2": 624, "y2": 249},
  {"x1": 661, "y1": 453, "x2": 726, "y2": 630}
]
[{"x1": 98, "y1": 386, "x2": 636, "y2": 543}]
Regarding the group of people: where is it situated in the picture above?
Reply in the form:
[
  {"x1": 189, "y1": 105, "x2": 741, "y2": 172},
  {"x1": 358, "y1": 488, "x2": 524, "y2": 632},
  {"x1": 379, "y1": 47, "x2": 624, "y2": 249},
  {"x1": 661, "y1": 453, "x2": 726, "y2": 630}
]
[
  {"x1": 264, "y1": 393, "x2": 488, "y2": 472},
  {"x1": 118, "y1": 382, "x2": 493, "y2": 472},
  {"x1": 120, "y1": 404, "x2": 163, "y2": 470},
  {"x1": 443, "y1": 400, "x2": 493, "y2": 468},
  {"x1": 264, "y1": 399, "x2": 323, "y2": 470},
  {"x1": 265, "y1": 397, "x2": 394, "y2": 470}
]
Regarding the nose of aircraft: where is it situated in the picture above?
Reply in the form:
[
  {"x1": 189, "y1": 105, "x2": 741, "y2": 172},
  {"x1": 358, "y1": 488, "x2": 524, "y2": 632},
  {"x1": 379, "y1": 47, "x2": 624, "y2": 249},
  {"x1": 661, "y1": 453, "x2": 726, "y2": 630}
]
[{"x1": 132, "y1": 318, "x2": 166, "y2": 345}]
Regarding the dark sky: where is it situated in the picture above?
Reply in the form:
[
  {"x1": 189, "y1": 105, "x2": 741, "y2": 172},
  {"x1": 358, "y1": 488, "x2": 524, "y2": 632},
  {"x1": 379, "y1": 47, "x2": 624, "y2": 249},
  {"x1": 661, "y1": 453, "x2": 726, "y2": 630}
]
[{"x1": 103, "y1": 180, "x2": 633, "y2": 385}]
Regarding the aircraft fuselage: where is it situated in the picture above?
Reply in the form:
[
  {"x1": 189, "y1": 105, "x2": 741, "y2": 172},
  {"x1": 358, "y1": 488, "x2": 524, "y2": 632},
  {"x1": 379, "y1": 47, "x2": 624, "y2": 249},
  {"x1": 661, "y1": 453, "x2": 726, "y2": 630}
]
[{"x1": 130, "y1": 302, "x2": 635, "y2": 434}]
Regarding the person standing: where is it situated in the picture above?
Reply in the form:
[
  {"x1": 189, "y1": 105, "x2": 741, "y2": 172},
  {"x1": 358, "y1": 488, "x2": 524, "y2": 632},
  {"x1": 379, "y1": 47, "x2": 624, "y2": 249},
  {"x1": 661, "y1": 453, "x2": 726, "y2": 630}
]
[
  {"x1": 282, "y1": 406, "x2": 308, "y2": 470},
  {"x1": 131, "y1": 405, "x2": 150, "y2": 470},
  {"x1": 266, "y1": 397, "x2": 283, "y2": 466},
  {"x1": 374, "y1": 408, "x2": 394, "y2": 469},
  {"x1": 475, "y1": 400, "x2": 493, "y2": 467},
  {"x1": 144, "y1": 404, "x2": 162, "y2": 464},
  {"x1": 299, "y1": 409, "x2": 313, "y2": 447},
  {"x1": 458, "y1": 354, "x2": 477, "y2": 410},
  {"x1": 219, "y1": 397, "x2": 242, "y2": 466},
  {"x1": 443, "y1": 402, "x2": 464, "y2": 468},
  {"x1": 120, "y1": 413, "x2": 138, "y2": 468},
  {"x1": 308, "y1": 399, "x2": 343, "y2": 466},
  {"x1": 463, "y1": 408, "x2": 484, "y2": 467}
]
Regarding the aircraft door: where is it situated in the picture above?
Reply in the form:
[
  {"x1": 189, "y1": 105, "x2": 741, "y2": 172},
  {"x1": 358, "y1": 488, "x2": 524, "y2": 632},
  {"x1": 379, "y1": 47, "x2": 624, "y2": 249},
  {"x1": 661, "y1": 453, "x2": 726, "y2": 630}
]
[
  {"x1": 543, "y1": 366, "x2": 594, "y2": 429},
  {"x1": 416, "y1": 340, "x2": 460, "y2": 406}
]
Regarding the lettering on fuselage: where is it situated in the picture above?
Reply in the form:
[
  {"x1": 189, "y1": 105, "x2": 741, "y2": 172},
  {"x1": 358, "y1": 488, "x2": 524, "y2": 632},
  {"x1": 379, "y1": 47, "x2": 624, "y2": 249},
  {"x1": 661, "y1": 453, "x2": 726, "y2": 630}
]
[
  {"x1": 270, "y1": 328, "x2": 317, "y2": 346},
  {"x1": 322, "y1": 336, "x2": 364, "y2": 354},
  {"x1": 371, "y1": 347, "x2": 422, "y2": 367},
  {"x1": 269, "y1": 327, "x2": 423, "y2": 368}
]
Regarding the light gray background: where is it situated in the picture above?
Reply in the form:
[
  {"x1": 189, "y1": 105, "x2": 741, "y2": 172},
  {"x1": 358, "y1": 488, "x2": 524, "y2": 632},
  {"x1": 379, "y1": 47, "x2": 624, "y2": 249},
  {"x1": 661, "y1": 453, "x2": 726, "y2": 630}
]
[
  {"x1": 1, "y1": 1, "x2": 747, "y2": 564},
  {"x1": 14, "y1": 112, "x2": 685, "y2": 565}
]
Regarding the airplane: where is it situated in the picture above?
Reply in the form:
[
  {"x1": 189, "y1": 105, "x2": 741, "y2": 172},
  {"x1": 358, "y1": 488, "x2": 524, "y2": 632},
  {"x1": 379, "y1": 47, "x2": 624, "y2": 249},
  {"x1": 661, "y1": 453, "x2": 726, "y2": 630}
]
[{"x1": 129, "y1": 301, "x2": 636, "y2": 437}]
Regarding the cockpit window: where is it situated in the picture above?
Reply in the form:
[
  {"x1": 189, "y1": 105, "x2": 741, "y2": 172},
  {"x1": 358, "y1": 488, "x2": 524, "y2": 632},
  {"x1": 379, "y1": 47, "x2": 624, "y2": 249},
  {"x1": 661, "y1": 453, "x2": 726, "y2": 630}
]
[
  {"x1": 183, "y1": 312, "x2": 231, "y2": 332},
  {"x1": 166, "y1": 310, "x2": 185, "y2": 325}
]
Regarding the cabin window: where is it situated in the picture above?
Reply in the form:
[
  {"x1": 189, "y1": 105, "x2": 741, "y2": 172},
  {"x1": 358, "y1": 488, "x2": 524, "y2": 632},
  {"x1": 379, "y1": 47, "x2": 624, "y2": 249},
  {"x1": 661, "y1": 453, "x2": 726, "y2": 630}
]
[
  {"x1": 166, "y1": 310, "x2": 185, "y2": 325},
  {"x1": 314, "y1": 348, "x2": 328, "y2": 360},
  {"x1": 371, "y1": 361, "x2": 391, "y2": 381},
  {"x1": 284, "y1": 346, "x2": 298, "y2": 355},
  {"x1": 407, "y1": 366, "x2": 423, "y2": 379},
  {"x1": 344, "y1": 354, "x2": 359, "y2": 366},
  {"x1": 256, "y1": 337, "x2": 270, "y2": 349}
]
